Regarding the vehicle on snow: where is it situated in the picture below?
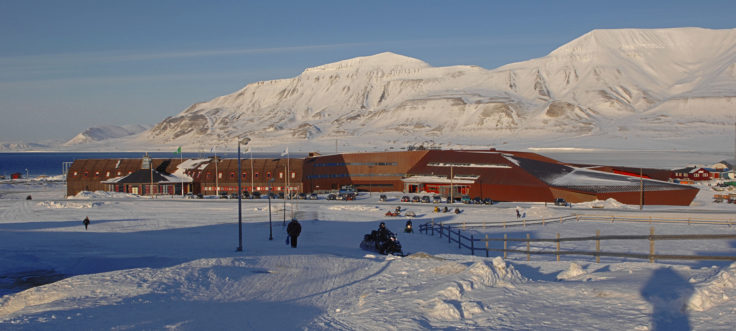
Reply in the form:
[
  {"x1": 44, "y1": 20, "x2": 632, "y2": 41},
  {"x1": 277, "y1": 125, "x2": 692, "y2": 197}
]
[{"x1": 360, "y1": 227, "x2": 403, "y2": 255}]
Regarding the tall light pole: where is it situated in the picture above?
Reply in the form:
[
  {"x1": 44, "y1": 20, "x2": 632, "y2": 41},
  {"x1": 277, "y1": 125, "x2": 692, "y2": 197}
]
[
  {"x1": 237, "y1": 137, "x2": 250, "y2": 252},
  {"x1": 369, "y1": 165, "x2": 373, "y2": 197},
  {"x1": 268, "y1": 178, "x2": 275, "y2": 240},
  {"x1": 283, "y1": 164, "x2": 287, "y2": 227}
]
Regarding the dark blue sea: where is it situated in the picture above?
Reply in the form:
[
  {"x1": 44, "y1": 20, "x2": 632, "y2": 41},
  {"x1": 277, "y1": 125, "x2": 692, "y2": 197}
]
[{"x1": 0, "y1": 152, "x2": 294, "y2": 178}]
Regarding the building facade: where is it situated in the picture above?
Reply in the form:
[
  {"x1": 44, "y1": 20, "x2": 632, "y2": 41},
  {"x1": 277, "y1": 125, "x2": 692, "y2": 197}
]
[{"x1": 66, "y1": 149, "x2": 699, "y2": 206}]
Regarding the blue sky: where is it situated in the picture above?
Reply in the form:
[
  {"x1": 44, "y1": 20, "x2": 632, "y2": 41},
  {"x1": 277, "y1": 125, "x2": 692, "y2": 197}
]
[{"x1": 1, "y1": 0, "x2": 734, "y2": 142}]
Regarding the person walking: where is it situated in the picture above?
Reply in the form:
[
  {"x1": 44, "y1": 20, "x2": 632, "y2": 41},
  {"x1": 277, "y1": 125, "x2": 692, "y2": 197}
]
[
  {"x1": 286, "y1": 219, "x2": 302, "y2": 248},
  {"x1": 516, "y1": 208, "x2": 521, "y2": 219},
  {"x1": 83, "y1": 216, "x2": 90, "y2": 230}
]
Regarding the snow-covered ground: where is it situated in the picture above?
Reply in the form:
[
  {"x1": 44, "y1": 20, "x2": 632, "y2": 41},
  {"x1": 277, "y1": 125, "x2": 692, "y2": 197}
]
[{"x1": 1, "y1": 180, "x2": 735, "y2": 330}]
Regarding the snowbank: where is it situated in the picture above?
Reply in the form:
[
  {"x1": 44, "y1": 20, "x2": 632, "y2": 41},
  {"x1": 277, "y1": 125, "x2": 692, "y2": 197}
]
[
  {"x1": 68, "y1": 191, "x2": 139, "y2": 200},
  {"x1": 687, "y1": 262, "x2": 736, "y2": 312},
  {"x1": 37, "y1": 201, "x2": 105, "y2": 209}
]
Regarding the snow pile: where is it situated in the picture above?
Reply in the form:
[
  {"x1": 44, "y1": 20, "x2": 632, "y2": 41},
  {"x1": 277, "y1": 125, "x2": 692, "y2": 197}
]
[
  {"x1": 557, "y1": 262, "x2": 588, "y2": 280},
  {"x1": 687, "y1": 262, "x2": 736, "y2": 311},
  {"x1": 573, "y1": 198, "x2": 631, "y2": 209},
  {"x1": 464, "y1": 257, "x2": 526, "y2": 288},
  {"x1": 327, "y1": 205, "x2": 381, "y2": 212},
  {"x1": 36, "y1": 201, "x2": 104, "y2": 209},
  {"x1": 68, "y1": 191, "x2": 139, "y2": 200}
]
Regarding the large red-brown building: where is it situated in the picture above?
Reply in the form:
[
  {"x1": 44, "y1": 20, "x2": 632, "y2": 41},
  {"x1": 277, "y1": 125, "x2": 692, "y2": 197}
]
[{"x1": 66, "y1": 149, "x2": 699, "y2": 206}]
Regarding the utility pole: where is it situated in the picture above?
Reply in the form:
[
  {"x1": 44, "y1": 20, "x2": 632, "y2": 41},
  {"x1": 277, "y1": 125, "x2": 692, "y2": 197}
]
[
  {"x1": 450, "y1": 164, "x2": 454, "y2": 204},
  {"x1": 639, "y1": 167, "x2": 643, "y2": 210}
]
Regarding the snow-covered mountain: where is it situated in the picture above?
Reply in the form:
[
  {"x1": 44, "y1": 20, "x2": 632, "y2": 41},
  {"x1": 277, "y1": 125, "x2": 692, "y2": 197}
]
[
  {"x1": 63, "y1": 124, "x2": 150, "y2": 146},
  {"x1": 118, "y1": 28, "x2": 736, "y2": 152}
]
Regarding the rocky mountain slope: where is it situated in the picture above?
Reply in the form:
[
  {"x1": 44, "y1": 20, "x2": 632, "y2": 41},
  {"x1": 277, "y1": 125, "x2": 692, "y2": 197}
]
[
  {"x1": 143, "y1": 27, "x2": 736, "y2": 151},
  {"x1": 64, "y1": 124, "x2": 150, "y2": 146}
]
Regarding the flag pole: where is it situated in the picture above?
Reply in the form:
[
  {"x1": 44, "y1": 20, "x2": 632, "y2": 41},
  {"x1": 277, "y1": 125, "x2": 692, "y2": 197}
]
[
  {"x1": 180, "y1": 147, "x2": 184, "y2": 197},
  {"x1": 214, "y1": 147, "x2": 219, "y2": 197},
  {"x1": 250, "y1": 147, "x2": 254, "y2": 197}
]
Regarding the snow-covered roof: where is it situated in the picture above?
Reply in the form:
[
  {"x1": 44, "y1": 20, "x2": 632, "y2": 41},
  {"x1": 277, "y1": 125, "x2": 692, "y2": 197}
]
[{"x1": 402, "y1": 175, "x2": 476, "y2": 184}]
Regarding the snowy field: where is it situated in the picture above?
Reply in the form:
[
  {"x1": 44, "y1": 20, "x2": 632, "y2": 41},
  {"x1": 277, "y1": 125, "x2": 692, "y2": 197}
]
[{"x1": 1, "y1": 179, "x2": 736, "y2": 330}]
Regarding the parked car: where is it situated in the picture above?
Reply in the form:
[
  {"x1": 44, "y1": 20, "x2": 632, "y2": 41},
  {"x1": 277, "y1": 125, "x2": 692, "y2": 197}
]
[
  {"x1": 327, "y1": 193, "x2": 337, "y2": 200},
  {"x1": 483, "y1": 198, "x2": 495, "y2": 205},
  {"x1": 554, "y1": 198, "x2": 567, "y2": 206},
  {"x1": 251, "y1": 192, "x2": 261, "y2": 199},
  {"x1": 421, "y1": 196, "x2": 431, "y2": 203},
  {"x1": 298, "y1": 193, "x2": 307, "y2": 200},
  {"x1": 411, "y1": 196, "x2": 421, "y2": 203},
  {"x1": 401, "y1": 196, "x2": 410, "y2": 202},
  {"x1": 230, "y1": 193, "x2": 240, "y2": 199},
  {"x1": 184, "y1": 192, "x2": 195, "y2": 199},
  {"x1": 309, "y1": 193, "x2": 318, "y2": 200},
  {"x1": 379, "y1": 194, "x2": 387, "y2": 202},
  {"x1": 344, "y1": 192, "x2": 356, "y2": 201},
  {"x1": 472, "y1": 197, "x2": 482, "y2": 204},
  {"x1": 278, "y1": 192, "x2": 285, "y2": 199},
  {"x1": 461, "y1": 195, "x2": 471, "y2": 204},
  {"x1": 433, "y1": 195, "x2": 442, "y2": 203}
]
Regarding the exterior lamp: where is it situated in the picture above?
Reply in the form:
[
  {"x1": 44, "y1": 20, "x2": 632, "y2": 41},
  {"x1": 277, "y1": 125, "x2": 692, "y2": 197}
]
[{"x1": 237, "y1": 137, "x2": 251, "y2": 252}]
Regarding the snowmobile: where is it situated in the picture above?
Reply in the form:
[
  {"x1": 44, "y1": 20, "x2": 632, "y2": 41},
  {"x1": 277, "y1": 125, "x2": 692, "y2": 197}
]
[
  {"x1": 385, "y1": 210, "x2": 400, "y2": 217},
  {"x1": 360, "y1": 229, "x2": 404, "y2": 256}
]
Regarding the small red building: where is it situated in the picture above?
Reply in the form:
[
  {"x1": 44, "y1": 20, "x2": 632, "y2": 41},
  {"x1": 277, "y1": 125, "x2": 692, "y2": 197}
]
[
  {"x1": 672, "y1": 167, "x2": 713, "y2": 181},
  {"x1": 10, "y1": 172, "x2": 22, "y2": 179}
]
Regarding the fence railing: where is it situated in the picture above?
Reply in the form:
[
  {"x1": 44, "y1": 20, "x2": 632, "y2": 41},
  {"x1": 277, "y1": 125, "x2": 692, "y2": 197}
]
[
  {"x1": 417, "y1": 222, "x2": 736, "y2": 263},
  {"x1": 433, "y1": 214, "x2": 736, "y2": 229}
]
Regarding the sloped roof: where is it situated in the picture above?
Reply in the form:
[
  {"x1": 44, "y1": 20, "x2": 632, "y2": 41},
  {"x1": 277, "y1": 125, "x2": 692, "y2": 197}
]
[{"x1": 105, "y1": 169, "x2": 172, "y2": 184}]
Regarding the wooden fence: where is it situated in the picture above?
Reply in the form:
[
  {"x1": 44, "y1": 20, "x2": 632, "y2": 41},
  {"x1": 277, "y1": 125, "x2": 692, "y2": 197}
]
[{"x1": 417, "y1": 222, "x2": 736, "y2": 263}]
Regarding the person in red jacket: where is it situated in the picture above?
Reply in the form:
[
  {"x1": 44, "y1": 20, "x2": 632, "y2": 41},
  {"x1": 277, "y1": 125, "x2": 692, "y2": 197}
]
[{"x1": 286, "y1": 219, "x2": 302, "y2": 248}]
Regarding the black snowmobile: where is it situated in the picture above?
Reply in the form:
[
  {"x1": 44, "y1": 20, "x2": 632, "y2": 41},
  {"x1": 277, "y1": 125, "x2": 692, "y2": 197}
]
[{"x1": 360, "y1": 229, "x2": 404, "y2": 256}]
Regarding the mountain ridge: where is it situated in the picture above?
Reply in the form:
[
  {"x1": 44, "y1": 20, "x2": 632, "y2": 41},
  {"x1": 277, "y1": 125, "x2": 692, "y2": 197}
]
[{"x1": 7, "y1": 27, "x2": 734, "y2": 153}]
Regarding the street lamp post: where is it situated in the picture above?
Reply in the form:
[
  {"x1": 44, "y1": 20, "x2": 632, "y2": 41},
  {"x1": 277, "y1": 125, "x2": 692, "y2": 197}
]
[
  {"x1": 268, "y1": 178, "x2": 275, "y2": 240},
  {"x1": 237, "y1": 137, "x2": 251, "y2": 252}
]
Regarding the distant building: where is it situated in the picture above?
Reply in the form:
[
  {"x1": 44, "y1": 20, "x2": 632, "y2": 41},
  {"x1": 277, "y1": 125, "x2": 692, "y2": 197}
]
[
  {"x1": 10, "y1": 172, "x2": 22, "y2": 179},
  {"x1": 66, "y1": 149, "x2": 699, "y2": 206}
]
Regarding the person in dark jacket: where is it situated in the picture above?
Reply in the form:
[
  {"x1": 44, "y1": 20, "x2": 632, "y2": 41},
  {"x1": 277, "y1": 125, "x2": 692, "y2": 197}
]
[
  {"x1": 83, "y1": 216, "x2": 90, "y2": 230},
  {"x1": 376, "y1": 222, "x2": 391, "y2": 241},
  {"x1": 404, "y1": 220, "x2": 413, "y2": 233},
  {"x1": 286, "y1": 219, "x2": 302, "y2": 248}
]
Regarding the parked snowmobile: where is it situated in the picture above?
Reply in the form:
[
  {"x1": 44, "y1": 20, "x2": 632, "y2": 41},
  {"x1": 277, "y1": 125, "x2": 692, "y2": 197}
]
[{"x1": 360, "y1": 225, "x2": 403, "y2": 255}]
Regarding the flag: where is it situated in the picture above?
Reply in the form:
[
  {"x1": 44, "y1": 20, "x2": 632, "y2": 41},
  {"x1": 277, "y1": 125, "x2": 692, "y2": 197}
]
[
  {"x1": 281, "y1": 147, "x2": 289, "y2": 157},
  {"x1": 174, "y1": 146, "x2": 181, "y2": 155}
]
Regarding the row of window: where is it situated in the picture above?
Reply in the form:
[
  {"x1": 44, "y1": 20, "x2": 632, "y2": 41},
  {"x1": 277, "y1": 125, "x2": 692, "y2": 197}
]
[
  {"x1": 72, "y1": 169, "x2": 298, "y2": 180},
  {"x1": 72, "y1": 170, "x2": 131, "y2": 177},
  {"x1": 190, "y1": 171, "x2": 298, "y2": 180}
]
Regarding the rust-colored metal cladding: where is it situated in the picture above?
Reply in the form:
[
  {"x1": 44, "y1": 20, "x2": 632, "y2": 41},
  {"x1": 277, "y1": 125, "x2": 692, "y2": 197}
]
[
  {"x1": 303, "y1": 151, "x2": 429, "y2": 193},
  {"x1": 65, "y1": 149, "x2": 699, "y2": 205}
]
